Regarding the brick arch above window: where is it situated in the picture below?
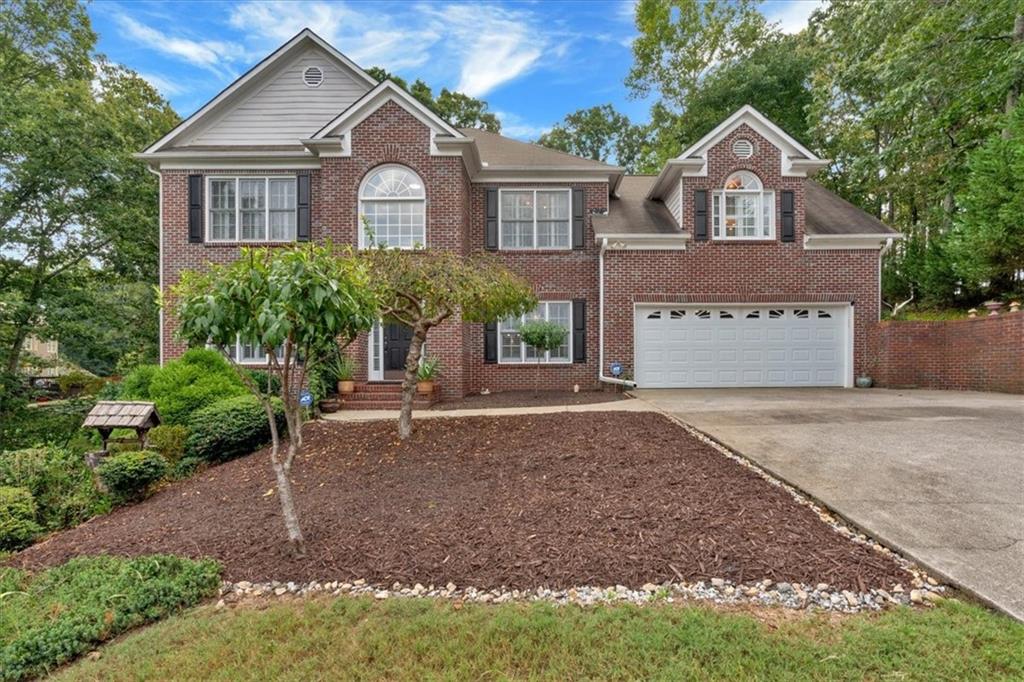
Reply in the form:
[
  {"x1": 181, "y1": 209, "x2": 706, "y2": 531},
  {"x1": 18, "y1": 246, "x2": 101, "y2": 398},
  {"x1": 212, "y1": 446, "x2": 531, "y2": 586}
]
[{"x1": 358, "y1": 164, "x2": 427, "y2": 249}]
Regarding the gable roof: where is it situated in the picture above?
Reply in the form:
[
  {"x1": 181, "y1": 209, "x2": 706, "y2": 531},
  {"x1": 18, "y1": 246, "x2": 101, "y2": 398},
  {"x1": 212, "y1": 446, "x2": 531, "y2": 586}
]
[
  {"x1": 458, "y1": 128, "x2": 622, "y2": 171},
  {"x1": 593, "y1": 176, "x2": 681, "y2": 236},
  {"x1": 804, "y1": 181, "x2": 899, "y2": 236},
  {"x1": 143, "y1": 29, "x2": 377, "y2": 153},
  {"x1": 310, "y1": 80, "x2": 462, "y2": 140},
  {"x1": 677, "y1": 105, "x2": 820, "y2": 162}
]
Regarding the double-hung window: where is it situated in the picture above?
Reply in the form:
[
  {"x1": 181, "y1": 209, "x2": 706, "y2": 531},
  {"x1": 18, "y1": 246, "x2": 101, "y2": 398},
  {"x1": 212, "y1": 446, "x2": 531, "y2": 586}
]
[
  {"x1": 711, "y1": 171, "x2": 775, "y2": 240},
  {"x1": 207, "y1": 177, "x2": 297, "y2": 242},
  {"x1": 499, "y1": 189, "x2": 571, "y2": 249},
  {"x1": 498, "y1": 301, "x2": 572, "y2": 363},
  {"x1": 215, "y1": 336, "x2": 285, "y2": 365}
]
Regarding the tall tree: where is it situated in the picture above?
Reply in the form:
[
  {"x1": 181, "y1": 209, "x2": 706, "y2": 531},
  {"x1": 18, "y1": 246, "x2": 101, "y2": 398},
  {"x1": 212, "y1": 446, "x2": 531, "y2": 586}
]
[
  {"x1": 365, "y1": 67, "x2": 501, "y2": 132},
  {"x1": 536, "y1": 105, "x2": 642, "y2": 170}
]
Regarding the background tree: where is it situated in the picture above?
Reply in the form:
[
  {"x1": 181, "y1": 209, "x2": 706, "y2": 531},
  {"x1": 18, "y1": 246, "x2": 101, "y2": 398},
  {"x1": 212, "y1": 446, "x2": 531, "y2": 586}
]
[
  {"x1": 173, "y1": 244, "x2": 377, "y2": 556},
  {"x1": 518, "y1": 320, "x2": 568, "y2": 396},
  {"x1": 364, "y1": 249, "x2": 536, "y2": 439},
  {"x1": 365, "y1": 67, "x2": 501, "y2": 132},
  {"x1": 536, "y1": 105, "x2": 643, "y2": 171}
]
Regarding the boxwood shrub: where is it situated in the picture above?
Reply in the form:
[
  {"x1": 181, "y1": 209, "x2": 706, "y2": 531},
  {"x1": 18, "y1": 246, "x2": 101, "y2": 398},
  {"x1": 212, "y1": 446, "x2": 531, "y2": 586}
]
[
  {"x1": 185, "y1": 394, "x2": 286, "y2": 463},
  {"x1": 0, "y1": 555, "x2": 221, "y2": 681},
  {"x1": 124, "y1": 349, "x2": 248, "y2": 425},
  {"x1": 0, "y1": 487, "x2": 41, "y2": 551},
  {"x1": 145, "y1": 424, "x2": 188, "y2": 465},
  {"x1": 97, "y1": 450, "x2": 168, "y2": 503}
]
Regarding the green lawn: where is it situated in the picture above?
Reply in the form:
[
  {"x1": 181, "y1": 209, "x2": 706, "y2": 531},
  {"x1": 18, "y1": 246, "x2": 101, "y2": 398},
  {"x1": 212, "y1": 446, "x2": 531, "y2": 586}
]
[{"x1": 54, "y1": 597, "x2": 1023, "y2": 681}]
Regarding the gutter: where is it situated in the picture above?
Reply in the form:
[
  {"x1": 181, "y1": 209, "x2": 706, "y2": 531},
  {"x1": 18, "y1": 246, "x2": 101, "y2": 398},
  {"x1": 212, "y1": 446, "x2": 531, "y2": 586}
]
[
  {"x1": 598, "y1": 237, "x2": 637, "y2": 389},
  {"x1": 146, "y1": 165, "x2": 163, "y2": 366}
]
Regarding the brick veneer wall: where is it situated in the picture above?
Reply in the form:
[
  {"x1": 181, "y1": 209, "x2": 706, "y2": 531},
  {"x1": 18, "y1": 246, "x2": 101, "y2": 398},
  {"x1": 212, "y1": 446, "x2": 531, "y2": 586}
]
[
  {"x1": 602, "y1": 124, "x2": 882, "y2": 381},
  {"x1": 871, "y1": 314, "x2": 1024, "y2": 394}
]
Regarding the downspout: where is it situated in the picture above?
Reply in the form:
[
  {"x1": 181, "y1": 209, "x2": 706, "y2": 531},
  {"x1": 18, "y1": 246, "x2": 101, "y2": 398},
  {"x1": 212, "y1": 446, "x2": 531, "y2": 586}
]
[
  {"x1": 599, "y1": 237, "x2": 637, "y2": 388},
  {"x1": 147, "y1": 165, "x2": 163, "y2": 366}
]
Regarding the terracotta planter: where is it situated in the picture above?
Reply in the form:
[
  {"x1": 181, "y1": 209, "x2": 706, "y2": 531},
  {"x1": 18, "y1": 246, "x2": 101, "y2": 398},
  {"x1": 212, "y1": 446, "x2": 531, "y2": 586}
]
[
  {"x1": 417, "y1": 380, "x2": 434, "y2": 395},
  {"x1": 319, "y1": 399, "x2": 340, "y2": 413},
  {"x1": 337, "y1": 380, "x2": 355, "y2": 394}
]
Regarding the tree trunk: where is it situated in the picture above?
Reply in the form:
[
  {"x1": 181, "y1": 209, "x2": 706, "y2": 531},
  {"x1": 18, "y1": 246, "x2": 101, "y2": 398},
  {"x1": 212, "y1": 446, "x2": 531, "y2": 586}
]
[
  {"x1": 398, "y1": 328, "x2": 426, "y2": 440},
  {"x1": 264, "y1": 399, "x2": 306, "y2": 557}
]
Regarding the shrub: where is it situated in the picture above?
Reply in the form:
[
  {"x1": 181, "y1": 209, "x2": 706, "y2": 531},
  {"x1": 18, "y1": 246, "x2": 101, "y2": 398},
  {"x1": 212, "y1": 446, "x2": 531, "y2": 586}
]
[
  {"x1": 57, "y1": 370, "x2": 105, "y2": 397},
  {"x1": 0, "y1": 487, "x2": 41, "y2": 551},
  {"x1": 0, "y1": 555, "x2": 221, "y2": 681},
  {"x1": 146, "y1": 424, "x2": 188, "y2": 464},
  {"x1": 145, "y1": 348, "x2": 248, "y2": 425},
  {"x1": 185, "y1": 394, "x2": 286, "y2": 463},
  {"x1": 97, "y1": 450, "x2": 168, "y2": 503},
  {"x1": 0, "y1": 446, "x2": 106, "y2": 530},
  {"x1": 118, "y1": 363, "x2": 159, "y2": 400},
  {"x1": 247, "y1": 368, "x2": 282, "y2": 395},
  {"x1": 0, "y1": 398, "x2": 95, "y2": 451}
]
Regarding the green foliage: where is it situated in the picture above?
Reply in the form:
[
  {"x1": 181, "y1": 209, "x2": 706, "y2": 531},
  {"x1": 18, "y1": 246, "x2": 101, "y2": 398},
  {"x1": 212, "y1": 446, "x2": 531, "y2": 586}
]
[
  {"x1": 119, "y1": 364, "x2": 159, "y2": 400},
  {"x1": 330, "y1": 354, "x2": 357, "y2": 382},
  {"x1": 0, "y1": 487, "x2": 41, "y2": 550},
  {"x1": 0, "y1": 446, "x2": 107, "y2": 531},
  {"x1": 96, "y1": 450, "x2": 168, "y2": 503},
  {"x1": 365, "y1": 67, "x2": 501, "y2": 132},
  {"x1": 145, "y1": 425, "x2": 188, "y2": 465},
  {"x1": 56, "y1": 370, "x2": 104, "y2": 397},
  {"x1": 518, "y1": 320, "x2": 569, "y2": 354},
  {"x1": 246, "y1": 369, "x2": 281, "y2": 396},
  {"x1": 185, "y1": 395, "x2": 286, "y2": 464},
  {"x1": 416, "y1": 357, "x2": 442, "y2": 381},
  {"x1": 143, "y1": 349, "x2": 248, "y2": 425},
  {"x1": 0, "y1": 555, "x2": 221, "y2": 681},
  {"x1": 0, "y1": 398, "x2": 95, "y2": 452},
  {"x1": 536, "y1": 105, "x2": 643, "y2": 171}
]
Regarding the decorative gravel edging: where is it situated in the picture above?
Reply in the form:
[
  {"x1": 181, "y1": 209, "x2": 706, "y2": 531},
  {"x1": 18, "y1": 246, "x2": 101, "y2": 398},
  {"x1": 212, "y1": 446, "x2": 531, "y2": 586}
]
[
  {"x1": 216, "y1": 575, "x2": 947, "y2": 614},
  {"x1": 212, "y1": 416, "x2": 950, "y2": 615}
]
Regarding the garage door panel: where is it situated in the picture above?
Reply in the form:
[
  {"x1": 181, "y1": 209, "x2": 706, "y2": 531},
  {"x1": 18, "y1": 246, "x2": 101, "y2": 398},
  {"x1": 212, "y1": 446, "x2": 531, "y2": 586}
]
[{"x1": 636, "y1": 305, "x2": 848, "y2": 388}]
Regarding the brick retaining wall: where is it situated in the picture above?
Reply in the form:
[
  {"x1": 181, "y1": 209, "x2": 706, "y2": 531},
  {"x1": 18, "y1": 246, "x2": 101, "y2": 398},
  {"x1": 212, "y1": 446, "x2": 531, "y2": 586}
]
[{"x1": 871, "y1": 313, "x2": 1023, "y2": 394}]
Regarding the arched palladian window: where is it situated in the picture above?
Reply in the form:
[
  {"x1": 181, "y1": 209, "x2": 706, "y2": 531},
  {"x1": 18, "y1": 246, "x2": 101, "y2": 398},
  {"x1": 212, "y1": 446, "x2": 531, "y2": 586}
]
[
  {"x1": 358, "y1": 165, "x2": 425, "y2": 248},
  {"x1": 712, "y1": 170, "x2": 775, "y2": 240}
]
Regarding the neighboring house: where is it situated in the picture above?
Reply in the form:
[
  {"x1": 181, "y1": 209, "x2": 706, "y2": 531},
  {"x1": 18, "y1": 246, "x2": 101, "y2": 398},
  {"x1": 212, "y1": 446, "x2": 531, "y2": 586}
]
[
  {"x1": 21, "y1": 334, "x2": 60, "y2": 378},
  {"x1": 138, "y1": 29, "x2": 899, "y2": 398}
]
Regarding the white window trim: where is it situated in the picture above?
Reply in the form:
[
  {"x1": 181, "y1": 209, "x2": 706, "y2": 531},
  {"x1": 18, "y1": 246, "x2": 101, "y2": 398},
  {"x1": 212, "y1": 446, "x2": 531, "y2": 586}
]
[
  {"x1": 206, "y1": 176, "x2": 297, "y2": 243},
  {"x1": 497, "y1": 301, "x2": 573, "y2": 365},
  {"x1": 498, "y1": 188, "x2": 573, "y2": 251},
  {"x1": 712, "y1": 189, "x2": 776, "y2": 241},
  {"x1": 357, "y1": 164, "x2": 427, "y2": 250},
  {"x1": 210, "y1": 336, "x2": 285, "y2": 365}
]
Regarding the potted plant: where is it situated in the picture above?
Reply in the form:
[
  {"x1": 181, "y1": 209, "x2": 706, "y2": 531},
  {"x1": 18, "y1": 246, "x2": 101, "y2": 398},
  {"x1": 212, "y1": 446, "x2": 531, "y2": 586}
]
[
  {"x1": 416, "y1": 356, "x2": 441, "y2": 395},
  {"x1": 332, "y1": 354, "x2": 357, "y2": 394}
]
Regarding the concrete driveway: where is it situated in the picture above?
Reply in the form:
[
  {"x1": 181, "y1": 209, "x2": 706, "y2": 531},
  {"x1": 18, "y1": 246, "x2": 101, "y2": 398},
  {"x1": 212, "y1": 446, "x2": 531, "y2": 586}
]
[{"x1": 632, "y1": 388, "x2": 1024, "y2": 620}]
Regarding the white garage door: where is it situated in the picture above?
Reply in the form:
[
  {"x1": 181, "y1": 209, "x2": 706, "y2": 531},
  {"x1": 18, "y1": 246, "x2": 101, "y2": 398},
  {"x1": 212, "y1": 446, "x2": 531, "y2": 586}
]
[{"x1": 635, "y1": 305, "x2": 850, "y2": 388}]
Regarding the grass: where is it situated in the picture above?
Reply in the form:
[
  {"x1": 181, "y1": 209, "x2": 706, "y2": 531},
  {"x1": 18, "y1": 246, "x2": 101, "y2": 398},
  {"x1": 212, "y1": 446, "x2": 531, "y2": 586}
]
[{"x1": 53, "y1": 596, "x2": 1023, "y2": 681}]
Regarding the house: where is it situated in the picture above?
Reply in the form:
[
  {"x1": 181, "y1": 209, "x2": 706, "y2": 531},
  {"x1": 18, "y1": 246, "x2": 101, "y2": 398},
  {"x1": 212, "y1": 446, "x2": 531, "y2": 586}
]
[
  {"x1": 21, "y1": 334, "x2": 60, "y2": 378},
  {"x1": 137, "y1": 29, "x2": 899, "y2": 399}
]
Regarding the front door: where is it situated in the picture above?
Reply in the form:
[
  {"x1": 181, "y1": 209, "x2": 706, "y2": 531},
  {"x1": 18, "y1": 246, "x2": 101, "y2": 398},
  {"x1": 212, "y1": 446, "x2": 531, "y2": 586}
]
[{"x1": 383, "y1": 323, "x2": 413, "y2": 380}]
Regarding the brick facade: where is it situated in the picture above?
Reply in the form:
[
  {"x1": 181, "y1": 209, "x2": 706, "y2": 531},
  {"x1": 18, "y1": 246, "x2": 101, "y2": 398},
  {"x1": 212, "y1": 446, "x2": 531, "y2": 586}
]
[
  {"x1": 871, "y1": 314, "x2": 1024, "y2": 394},
  {"x1": 160, "y1": 108, "x2": 885, "y2": 397}
]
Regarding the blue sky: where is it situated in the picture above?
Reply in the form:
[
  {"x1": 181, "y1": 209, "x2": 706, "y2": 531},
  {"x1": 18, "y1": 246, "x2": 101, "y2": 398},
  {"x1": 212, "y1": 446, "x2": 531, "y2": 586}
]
[{"x1": 88, "y1": 0, "x2": 822, "y2": 140}]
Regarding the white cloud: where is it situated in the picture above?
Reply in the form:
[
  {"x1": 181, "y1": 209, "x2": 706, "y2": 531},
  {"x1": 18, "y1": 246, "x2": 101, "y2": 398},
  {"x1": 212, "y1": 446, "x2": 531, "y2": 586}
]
[
  {"x1": 495, "y1": 111, "x2": 550, "y2": 141},
  {"x1": 114, "y1": 15, "x2": 245, "y2": 72},
  {"x1": 139, "y1": 72, "x2": 186, "y2": 96},
  {"x1": 760, "y1": 0, "x2": 825, "y2": 35}
]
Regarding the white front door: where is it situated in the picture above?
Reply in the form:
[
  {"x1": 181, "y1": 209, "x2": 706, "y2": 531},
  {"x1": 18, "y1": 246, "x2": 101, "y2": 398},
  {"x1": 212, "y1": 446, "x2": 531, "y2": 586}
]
[{"x1": 634, "y1": 304, "x2": 851, "y2": 388}]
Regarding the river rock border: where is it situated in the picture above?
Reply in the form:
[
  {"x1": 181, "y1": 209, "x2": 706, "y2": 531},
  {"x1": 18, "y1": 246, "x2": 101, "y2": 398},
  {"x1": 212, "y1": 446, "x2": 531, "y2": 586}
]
[{"x1": 215, "y1": 416, "x2": 949, "y2": 614}]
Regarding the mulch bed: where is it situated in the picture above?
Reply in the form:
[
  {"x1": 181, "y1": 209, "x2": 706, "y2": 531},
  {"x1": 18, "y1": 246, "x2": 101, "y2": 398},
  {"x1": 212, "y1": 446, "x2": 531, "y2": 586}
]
[
  {"x1": 10, "y1": 413, "x2": 909, "y2": 591},
  {"x1": 431, "y1": 390, "x2": 627, "y2": 410}
]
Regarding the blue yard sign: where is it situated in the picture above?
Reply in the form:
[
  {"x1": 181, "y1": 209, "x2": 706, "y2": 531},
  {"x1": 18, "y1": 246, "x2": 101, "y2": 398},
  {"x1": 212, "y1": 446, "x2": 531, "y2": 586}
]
[
  {"x1": 299, "y1": 389, "x2": 314, "y2": 407},
  {"x1": 609, "y1": 362, "x2": 623, "y2": 377}
]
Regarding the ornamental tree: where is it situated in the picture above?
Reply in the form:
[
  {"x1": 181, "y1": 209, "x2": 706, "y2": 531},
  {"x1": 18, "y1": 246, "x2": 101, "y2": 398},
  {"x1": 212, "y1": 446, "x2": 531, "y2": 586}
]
[
  {"x1": 518, "y1": 320, "x2": 569, "y2": 396},
  {"x1": 172, "y1": 243, "x2": 376, "y2": 557},
  {"x1": 363, "y1": 248, "x2": 536, "y2": 439}
]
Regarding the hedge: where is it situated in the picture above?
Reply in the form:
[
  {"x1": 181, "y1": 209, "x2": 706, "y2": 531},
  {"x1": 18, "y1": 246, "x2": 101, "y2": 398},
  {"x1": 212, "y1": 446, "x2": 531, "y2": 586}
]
[
  {"x1": 0, "y1": 555, "x2": 221, "y2": 681},
  {"x1": 185, "y1": 394, "x2": 286, "y2": 463},
  {"x1": 97, "y1": 450, "x2": 168, "y2": 503},
  {"x1": 0, "y1": 487, "x2": 41, "y2": 551}
]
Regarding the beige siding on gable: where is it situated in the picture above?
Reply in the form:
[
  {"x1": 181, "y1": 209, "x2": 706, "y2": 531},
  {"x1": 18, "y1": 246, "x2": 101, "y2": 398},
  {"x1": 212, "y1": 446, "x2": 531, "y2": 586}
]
[
  {"x1": 667, "y1": 178, "x2": 682, "y2": 227},
  {"x1": 188, "y1": 46, "x2": 371, "y2": 145}
]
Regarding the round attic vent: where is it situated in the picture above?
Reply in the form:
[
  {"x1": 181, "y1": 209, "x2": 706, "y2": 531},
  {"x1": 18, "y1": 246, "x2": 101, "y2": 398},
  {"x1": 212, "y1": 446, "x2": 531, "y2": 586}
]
[
  {"x1": 302, "y1": 66, "x2": 324, "y2": 88},
  {"x1": 732, "y1": 138, "x2": 754, "y2": 159}
]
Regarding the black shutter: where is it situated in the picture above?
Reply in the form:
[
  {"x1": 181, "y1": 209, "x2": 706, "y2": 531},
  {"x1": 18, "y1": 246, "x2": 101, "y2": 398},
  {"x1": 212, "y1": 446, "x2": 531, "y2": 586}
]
[
  {"x1": 572, "y1": 188, "x2": 585, "y2": 249},
  {"x1": 484, "y1": 322, "x2": 498, "y2": 363},
  {"x1": 572, "y1": 299, "x2": 586, "y2": 364},
  {"x1": 694, "y1": 189, "x2": 708, "y2": 241},
  {"x1": 188, "y1": 175, "x2": 203, "y2": 243},
  {"x1": 296, "y1": 174, "x2": 311, "y2": 242},
  {"x1": 781, "y1": 190, "x2": 795, "y2": 242},
  {"x1": 485, "y1": 188, "x2": 498, "y2": 250}
]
